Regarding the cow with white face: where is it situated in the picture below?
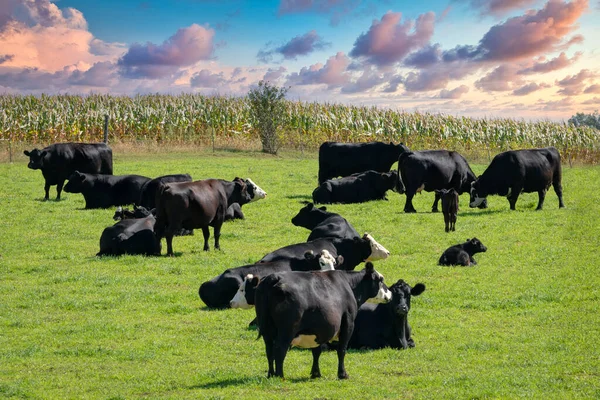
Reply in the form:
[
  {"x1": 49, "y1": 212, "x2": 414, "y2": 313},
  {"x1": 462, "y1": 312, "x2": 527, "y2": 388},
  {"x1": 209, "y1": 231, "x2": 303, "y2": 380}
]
[
  {"x1": 364, "y1": 233, "x2": 390, "y2": 261},
  {"x1": 230, "y1": 250, "x2": 339, "y2": 309},
  {"x1": 245, "y1": 178, "x2": 267, "y2": 202},
  {"x1": 224, "y1": 178, "x2": 267, "y2": 221}
]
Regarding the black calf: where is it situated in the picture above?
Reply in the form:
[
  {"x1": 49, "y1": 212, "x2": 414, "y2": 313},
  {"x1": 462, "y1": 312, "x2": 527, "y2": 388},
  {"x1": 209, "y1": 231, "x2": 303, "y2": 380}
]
[{"x1": 439, "y1": 238, "x2": 487, "y2": 266}]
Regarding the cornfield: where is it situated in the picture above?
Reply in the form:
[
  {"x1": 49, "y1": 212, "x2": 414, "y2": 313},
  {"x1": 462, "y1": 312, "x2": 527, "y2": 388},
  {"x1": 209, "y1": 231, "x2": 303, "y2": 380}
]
[{"x1": 1, "y1": 93, "x2": 599, "y2": 163}]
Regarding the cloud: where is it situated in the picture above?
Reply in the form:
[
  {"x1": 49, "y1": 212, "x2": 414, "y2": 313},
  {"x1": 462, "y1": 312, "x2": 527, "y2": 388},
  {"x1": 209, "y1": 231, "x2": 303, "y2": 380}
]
[
  {"x1": 190, "y1": 69, "x2": 227, "y2": 88},
  {"x1": 257, "y1": 30, "x2": 330, "y2": 63},
  {"x1": 475, "y1": 64, "x2": 523, "y2": 92},
  {"x1": 0, "y1": 54, "x2": 14, "y2": 64},
  {"x1": 538, "y1": 97, "x2": 574, "y2": 111},
  {"x1": 584, "y1": 84, "x2": 600, "y2": 94},
  {"x1": 68, "y1": 61, "x2": 118, "y2": 87},
  {"x1": 439, "y1": 85, "x2": 469, "y2": 99},
  {"x1": 286, "y1": 51, "x2": 350, "y2": 88},
  {"x1": 277, "y1": 0, "x2": 361, "y2": 26},
  {"x1": 404, "y1": 44, "x2": 442, "y2": 68},
  {"x1": 465, "y1": 0, "x2": 537, "y2": 16},
  {"x1": 263, "y1": 66, "x2": 287, "y2": 81},
  {"x1": 349, "y1": 11, "x2": 435, "y2": 67},
  {"x1": 518, "y1": 51, "x2": 582, "y2": 74},
  {"x1": 341, "y1": 67, "x2": 386, "y2": 93},
  {"x1": 512, "y1": 82, "x2": 551, "y2": 96},
  {"x1": 556, "y1": 69, "x2": 597, "y2": 95},
  {"x1": 582, "y1": 97, "x2": 600, "y2": 104},
  {"x1": 118, "y1": 24, "x2": 215, "y2": 79}
]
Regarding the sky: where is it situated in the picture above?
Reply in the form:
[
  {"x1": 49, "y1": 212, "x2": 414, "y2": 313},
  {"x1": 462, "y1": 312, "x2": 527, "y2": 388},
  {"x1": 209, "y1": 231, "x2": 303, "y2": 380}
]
[{"x1": 0, "y1": 0, "x2": 599, "y2": 121}]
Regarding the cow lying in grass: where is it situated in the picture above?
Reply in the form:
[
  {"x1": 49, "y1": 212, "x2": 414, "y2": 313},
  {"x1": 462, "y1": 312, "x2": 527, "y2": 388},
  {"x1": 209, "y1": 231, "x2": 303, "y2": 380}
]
[{"x1": 438, "y1": 238, "x2": 487, "y2": 266}]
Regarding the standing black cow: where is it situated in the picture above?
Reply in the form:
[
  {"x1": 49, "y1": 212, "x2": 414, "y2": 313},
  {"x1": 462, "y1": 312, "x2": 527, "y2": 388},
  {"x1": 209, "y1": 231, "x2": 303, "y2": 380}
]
[
  {"x1": 291, "y1": 203, "x2": 359, "y2": 241},
  {"x1": 24, "y1": 142, "x2": 112, "y2": 200},
  {"x1": 254, "y1": 263, "x2": 392, "y2": 379},
  {"x1": 348, "y1": 279, "x2": 425, "y2": 350},
  {"x1": 97, "y1": 206, "x2": 160, "y2": 256},
  {"x1": 318, "y1": 141, "x2": 408, "y2": 184},
  {"x1": 64, "y1": 171, "x2": 151, "y2": 209},
  {"x1": 312, "y1": 170, "x2": 398, "y2": 204},
  {"x1": 153, "y1": 178, "x2": 252, "y2": 255},
  {"x1": 469, "y1": 147, "x2": 565, "y2": 210},
  {"x1": 137, "y1": 174, "x2": 193, "y2": 209},
  {"x1": 397, "y1": 149, "x2": 484, "y2": 213},
  {"x1": 438, "y1": 238, "x2": 487, "y2": 266}
]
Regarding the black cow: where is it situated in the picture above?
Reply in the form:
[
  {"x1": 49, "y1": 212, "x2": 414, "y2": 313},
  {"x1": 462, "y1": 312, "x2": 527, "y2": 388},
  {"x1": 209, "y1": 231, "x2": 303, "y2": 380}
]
[
  {"x1": 438, "y1": 188, "x2": 459, "y2": 232},
  {"x1": 64, "y1": 171, "x2": 151, "y2": 209},
  {"x1": 24, "y1": 142, "x2": 113, "y2": 200},
  {"x1": 113, "y1": 205, "x2": 154, "y2": 221},
  {"x1": 469, "y1": 147, "x2": 565, "y2": 210},
  {"x1": 259, "y1": 234, "x2": 389, "y2": 271},
  {"x1": 312, "y1": 170, "x2": 398, "y2": 204},
  {"x1": 224, "y1": 203, "x2": 244, "y2": 221},
  {"x1": 348, "y1": 280, "x2": 425, "y2": 350},
  {"x1": 137, "y1": 174, "x2": 193, "y2": 209},
  {"x1": 318, "y1": 141, "x2": 408, "y2": 184},
  {"x1": 291, "y1": 203, "x2": 359, "y2": 241},
  {"x1": 254, "y1": 263, "x2": 392, "y2": 379},
  {"x1": 200, "y1": 249, "x2": 341, "y2": 309},
  {"x1": 438, "y1": 238, "x2": 487, "y2": 266},
  {"x1": 154, "y1": 178, "x2": 252, "y2": 255},
  {"x1": 397, "y1": 149, "x2": 485, "y2": 213},
  {"x1": 97, "y1": 206, "x2": 160, "y2": 256}
]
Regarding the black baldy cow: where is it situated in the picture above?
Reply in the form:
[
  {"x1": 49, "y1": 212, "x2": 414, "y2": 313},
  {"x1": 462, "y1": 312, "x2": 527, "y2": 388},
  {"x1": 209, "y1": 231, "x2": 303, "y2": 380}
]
[
  {"x1": 312, "y1": 170, "x2": 398, "y2": 204},
  {"x1": 348, "y1": 279, "x2": 425, "y2": 350},
  {"x1": 153, "y1": 178, "x2": 252, "y2": 255},
  {"x1": 397, "y1": 149, "x2": 484, "y2": 213},
  {"x1": 470, "y1": 147, "x2": 565, "y2": 211},
  {"x1": 438, "y1": 188, "x2": 459, "y2": 232},
  {"x1": 224, "y1": 178, "x2": 267, "y2": 221},
  {"x1": 438, "y1": 238, "x2": 487, "y2": 266},
  {"x1": 64, "y1": 171, "x2": 151, "y2": 209},
  {"x1": 291, "y1": 203, "x2": 359, "y2": 241},
  {"x1": 318, "y1": 141, "x2": 408, "y2": 184},
  {"x1": 24, "y1": 142, "x2": 113, "y2": 200},
  {"x1": 254, "y1": 262, "x2": 392, "y2": 379}
]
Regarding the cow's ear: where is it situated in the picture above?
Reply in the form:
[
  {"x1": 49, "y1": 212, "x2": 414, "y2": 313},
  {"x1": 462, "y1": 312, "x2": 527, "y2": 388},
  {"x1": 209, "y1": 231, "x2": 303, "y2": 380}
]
[
  {"x1": 318, "y1": 206, "x2": 327, "y2": 211},
  {"x1": 466, "y1": 238, "x2": 470, "y2": 242},
  {"x1": 24, "y1": 150, "x2": 30, "y2": 156},
  {"x1": 250, "y1": 276, "x2": 260, "y2": 286},
  {"x1": 306, "y1": 203, "x2": 314, "y2": 210},
  {"x1": 304, "y1": 250, "x2": 315, "y2": 260},
  {"x1": 336, "y1": 255, "x2": 344, "y2": 267},
  {"x1": 411, "y1": 283, "x2": 426, "y2": 296}
]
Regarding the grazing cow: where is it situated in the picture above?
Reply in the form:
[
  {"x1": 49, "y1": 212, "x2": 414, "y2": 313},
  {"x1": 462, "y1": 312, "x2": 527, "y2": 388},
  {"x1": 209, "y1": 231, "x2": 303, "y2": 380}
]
[
  {"x1": 64, "y1": 171, "x2": 151, "y2": 209},
  {"x1": 291, "y1": 203, "x2": 359, "y2": 241},
  {"x1": 312, "y1": 170, "x2": 399, "y2": 204},
  {"x1": 348, "y1": 280, "x2": 426, "y2": 350},
  {"x1": 438, "y1": 188, "x2": 459, "y2": 232},
  {"x1": 469, "y1": 147, "x2": 565, "y2": 211},
  {"x1": 254, "y1": 262, "x2": 392, "y2": 379},
  {"x1": 397, "y1": 149, "x2": 486, "y2": 213},
  {"x1": 318, "y1": 141, "x2": 408, "y2": 184},
  {"x1": 137, "y1": 174, "x2": 193, "y2": 209},
  {"x1": 97, "y1": 206, "x2": 160, "y2": 256},
  {"x1": 438, "y1": 238, "x2": 487, "y2": 266},
  {"x1": 23, "y1": 142, "x2": 112, "y2": 200},
  {"x1": 204, "y1": 250, "x2": 339, "y2": 309},
  {"x1": 259, "y1": 234, "x2": 389, "y2": 270},
  {"x1": 153, "y1": 178, "x2": 252, "y2": 255}
]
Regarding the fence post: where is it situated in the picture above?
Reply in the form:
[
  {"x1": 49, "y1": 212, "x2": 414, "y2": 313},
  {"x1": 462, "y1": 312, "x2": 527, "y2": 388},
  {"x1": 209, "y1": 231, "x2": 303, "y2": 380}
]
[
  {"x1": 8, "y1": 140, "x2": 12, "y2": 163},
  {"x1": 103, "y1": 114, "x2": 109, "y2": 144}
]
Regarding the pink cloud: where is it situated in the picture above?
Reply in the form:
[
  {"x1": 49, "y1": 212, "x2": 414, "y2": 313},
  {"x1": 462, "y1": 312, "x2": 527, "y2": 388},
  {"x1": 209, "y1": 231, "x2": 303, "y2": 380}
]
[
  {"x1": 556, "y1": 69, "x2": 597, "y2": 95},
  {"x1": 341, "y1": 67, "x2": 386, "y2": 93},
  {"x1": 190, "y1": 69, "x2": 227, "y2": 88},
  {"x1": 512, "y1": 82, "x2": 551, "y2": 96},
  {"x1": 439, "y1": 85, "x2": 469, "y2": 99},
  {"x1": 349, "y1": 11, "x2": 435, "y2": 67},
  {"x1": 475, "y1": 64, "x2": 524, "y2": 92},
  {"x1": 582, "y1": 97, "x2": 600, "y2": 104},
  {"x1": 263, "y1": 66, "x2": 287, "y2": 81},
  {"x1": 467, "y1": 0, "x2": 537, "y2": 16},
  {"x1": 518, "y1": 52, "x2": 582, "y2": 74},
  {"x1": 584, "y1": 84, "x2": 600, "y2": 94},
  {"x1": 286, "y1": 51, "x2": 350, "y2": 88},
  {"x1": 257, "y1": 30, "x2": 330, "y2": 63}
]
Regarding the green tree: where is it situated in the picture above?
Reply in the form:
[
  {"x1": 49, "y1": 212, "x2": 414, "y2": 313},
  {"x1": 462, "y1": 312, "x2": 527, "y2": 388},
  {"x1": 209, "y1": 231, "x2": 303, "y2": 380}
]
[
  {"x1": 247, "y1": 80, "x2": 289, "y2": 154},
  {"x1": 568, "y1": 111, "x2": 600, "y2": 130}
]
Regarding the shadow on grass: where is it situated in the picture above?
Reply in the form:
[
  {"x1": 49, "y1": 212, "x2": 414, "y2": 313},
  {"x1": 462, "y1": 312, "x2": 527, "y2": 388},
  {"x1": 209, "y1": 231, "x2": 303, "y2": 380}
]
[
  {"x1": 459, "y1": 209, "x2": 505, "y2": 217},
  {"x1": 36, "y1": 197, "x2": 63, "y2": 203},
  {"x1": 190, "y1": 375, "x2": 312, "y2": 389},
  {"x1": 285, "y1": 194, "x2": 312, "y2": 201}
]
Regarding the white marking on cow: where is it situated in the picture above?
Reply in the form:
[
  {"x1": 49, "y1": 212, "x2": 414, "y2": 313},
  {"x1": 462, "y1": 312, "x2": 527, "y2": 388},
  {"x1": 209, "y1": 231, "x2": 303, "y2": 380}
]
[
  {"x1": 318, "y1": 249, "x2": 336, "y2": 270},
  {"x1": 364, "y1": 233, "x2": 390, "y2": 261},
  {"x1": 506, "y1": 188, "x2": 512, "y2": 198},
  {"x1": 230, "y1": 274, "x2": 253, "y2": 309},
  {"x1": 291, "y1": 335, "x2": 320, "y2": 348},
  {"x1": 246, "y1": 178, "x2": 267, "y2": 202},
  {"x1": 416, "y1": 184, "x2": 425, "y2": 193},
  {"x1": 469, "y1": 196, "x2": 485, "y2": 208},
  {"x1": 367, "y1": 284, "x2": 393, "y2": 304}
]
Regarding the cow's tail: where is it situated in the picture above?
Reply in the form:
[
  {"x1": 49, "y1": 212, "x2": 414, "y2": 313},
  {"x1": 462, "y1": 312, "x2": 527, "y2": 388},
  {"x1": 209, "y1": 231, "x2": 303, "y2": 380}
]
[{"x1": 254, "y1": 275, "x2": 281, "y2": 341}]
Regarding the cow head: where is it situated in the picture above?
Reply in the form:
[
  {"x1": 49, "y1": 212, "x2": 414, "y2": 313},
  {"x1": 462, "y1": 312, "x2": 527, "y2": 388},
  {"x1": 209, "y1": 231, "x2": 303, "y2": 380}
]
[
  {"x1": 245, "y1": 178, "x2": 267, "y2": 202},
  {"x1": 304, "y1": 249, "x2": 342, "y2": 271},
  {"x1": 23, "y1": 148, "x2": 47, "y2": 170},
  {"x1": 364, "y1": 233, "x2": 390, "y2": 261},
  {"x1": 291, "y1": 203, "x2": 328, "y2": 229},
  {"x1": 389, "y1": 280, "x2": 426, "y2": 317},
  {"x1": 357, "y1": 262, "x2": 392, "y2": 305},
  {"x1": 64, "y1": 171, "x2": 88, "y2": 193},
  {"x1": 465, "y1": 237, "x2": 487, "y2": 254},
  {"x1": 113, "y1": 206, "x2": 126, "y2": 221},
  {"x1": 469, "y1": 180, "x2": 487, "y2": 208},
  {"x1": 231, "y1": 177, "x2": 252, "y2": 205},
  {"x1": 383, "y1": 170, "x2": 400, "y2": 192},
  {"x1": 230, "y1": 274, "x2": 260, "y2": 309}
]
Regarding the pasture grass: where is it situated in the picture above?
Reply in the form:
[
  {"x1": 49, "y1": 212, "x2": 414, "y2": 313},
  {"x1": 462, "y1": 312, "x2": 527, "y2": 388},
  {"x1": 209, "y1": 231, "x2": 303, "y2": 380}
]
[{"x1": 1, "y1": 149, "x2": 599, "y2": 399}]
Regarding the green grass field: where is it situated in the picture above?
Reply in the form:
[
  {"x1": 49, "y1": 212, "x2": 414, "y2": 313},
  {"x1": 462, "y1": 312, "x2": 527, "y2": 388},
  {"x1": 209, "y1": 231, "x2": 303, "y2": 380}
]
[{"x1": 1, "y1": 150, "x2": 599, "y2": 399}]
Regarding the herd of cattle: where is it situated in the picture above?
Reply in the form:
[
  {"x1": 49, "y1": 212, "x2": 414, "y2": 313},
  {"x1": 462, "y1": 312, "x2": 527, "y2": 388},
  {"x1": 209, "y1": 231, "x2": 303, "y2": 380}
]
[{"x1": 23, "y1": 140, "x2": 565, "y2": 379}]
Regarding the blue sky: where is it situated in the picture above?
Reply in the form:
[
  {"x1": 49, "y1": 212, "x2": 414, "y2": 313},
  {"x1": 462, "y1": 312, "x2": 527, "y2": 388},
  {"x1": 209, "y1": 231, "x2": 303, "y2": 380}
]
[{"x1": 0, "y1": 0, "x2": 599, "y2": 120}]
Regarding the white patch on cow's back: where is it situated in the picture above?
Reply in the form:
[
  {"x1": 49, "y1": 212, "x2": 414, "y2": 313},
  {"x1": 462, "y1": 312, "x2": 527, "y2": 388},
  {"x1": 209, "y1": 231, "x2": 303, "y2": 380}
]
[
  {"x1": 246, "y1": 178, "x2": 267, "y2": 202},
  {"x1": 416, "y1": 184, "x2": 425, "y2": 193},
  {"x1": 230, "y1": 275, "x2": 253, "y2": 309},
  {"x1": 319, "y1": 249, "x2": 336, "y2": 270},
  {"x1": 291, "y1": 335, "x2": 320, "y2": 348},
  {"x1": 367, "y1": 284, "x2": 393, "y2": 304},
  {"x1": 364, "y1": 233, "x2": 390, "y2": 261}
]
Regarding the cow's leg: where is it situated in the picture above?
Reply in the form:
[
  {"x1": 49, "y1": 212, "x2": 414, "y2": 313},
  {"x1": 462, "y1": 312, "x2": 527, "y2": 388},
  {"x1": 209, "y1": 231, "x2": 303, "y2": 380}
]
[
  {"x1": 444, "y1": 213, "x2": 450, "y2": 232},
  {"x1": 336, "y1": 315, "x2": 353, "y2": 379},
  {"x1": 553, "y1": 178, "x2": 565, "y2": 208},
  {"x1": 451, "y1": 214, "x2": 457, "y2": 231},
  {"x1": 508, "y1": 185, "x2": 522, "y2": 210},
  {"x1": 536, "y1": 189, "x2": 547, "y2": 210},
  {"x1": 431, "y1": 192, "x2": 440, "y2": 213},
  {"x1": 405, "y1": 320, "x2": 415, "y2": 348},
  {"x1": 273, "y1": 335, "x2": 292, "y2": 378},
  {"x1": 403, "y1": 192, "x2": 417, "y2": 213},
  {"x1": 202, "y1": 227, "x2": 210, "y2": 251},
  {"x1": 55, "y1": 179, "x2": 65, "y2": 200},
  {"x1": 310, "y1": 346, "x2": 323, "y2": 379},
  {"x1": 213, "y1": 222, "x2": 222, "y2": 250},
  {"x1": 43, "y1": 181, "x2": 51, "y2": 201},
  {"x1": 263, "y1": 336, "x2": 275, "y2": 378},
  {"x1": 165, "y1": 234, "x2": 174, "y2": 256}
]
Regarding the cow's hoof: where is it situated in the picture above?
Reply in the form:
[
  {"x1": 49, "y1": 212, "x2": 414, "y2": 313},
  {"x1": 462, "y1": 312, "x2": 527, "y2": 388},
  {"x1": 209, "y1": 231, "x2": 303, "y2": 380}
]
[
  {"x1": 431, "y1": 208, "x2": 438, "y2": 213},
  {"x1": 310, "y1": 372, "x2": 321, "y2": 379},
  {"x1": 404, "y1": 209, "x2": 416, "y2": 213},
  {"x1": 338, "y1": 372, "x2": 349, "y2": 380}
]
